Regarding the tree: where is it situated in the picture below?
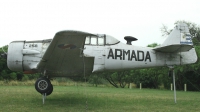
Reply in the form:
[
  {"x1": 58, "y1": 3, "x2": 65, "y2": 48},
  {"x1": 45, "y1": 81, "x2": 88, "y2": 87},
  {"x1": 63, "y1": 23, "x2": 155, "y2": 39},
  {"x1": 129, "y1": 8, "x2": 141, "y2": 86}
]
[
  {"x1": 102, "y1": 71, "x2": 133, "y2": 88},
  {"x1": 160, "y1": 24, "x2": 173, "y2": 37},
  {"x1": 131, "y1": 67, "x2": 168, "y2": 89},
  {"x1": 147, "y1": 43, "x2": 160, "y2": 48},
  {"x1": 0, "y1": 46, "x2": 11, "y2": 80},
  {"x1": 103, "y1": 71, "x2": 120, "y2": 88},
  {"x1": 88, "y1": 73, "x2": 106, "y2": 87}
]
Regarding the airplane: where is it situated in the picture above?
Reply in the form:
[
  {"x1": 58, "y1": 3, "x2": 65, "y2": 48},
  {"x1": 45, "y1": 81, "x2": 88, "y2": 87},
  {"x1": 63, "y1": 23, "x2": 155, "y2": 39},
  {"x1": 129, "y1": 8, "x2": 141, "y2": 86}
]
[{"x1": 3, "y1": 23, "x2": 197, "y2": 103}]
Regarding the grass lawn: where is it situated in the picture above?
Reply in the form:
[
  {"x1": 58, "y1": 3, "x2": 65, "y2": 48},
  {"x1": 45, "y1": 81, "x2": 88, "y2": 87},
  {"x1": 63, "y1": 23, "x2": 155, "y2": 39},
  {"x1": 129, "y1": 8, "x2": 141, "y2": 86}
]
[{"x1": 0, "y1": 85, "x2": 200, "y2": 112}]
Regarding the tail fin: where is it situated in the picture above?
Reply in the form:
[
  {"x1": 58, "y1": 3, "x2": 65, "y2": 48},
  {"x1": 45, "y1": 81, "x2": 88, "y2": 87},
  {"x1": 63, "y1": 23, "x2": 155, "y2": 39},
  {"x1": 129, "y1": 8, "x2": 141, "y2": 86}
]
[
  {"x1": 154, "y1": 23, "x2": 193, "y2": 53},
  {"x1": 153, "y1": 22, "x2": 197, "y2": 65},
  {"x1": 162, "y1": 22, "x2": 193, "y2": 46}
]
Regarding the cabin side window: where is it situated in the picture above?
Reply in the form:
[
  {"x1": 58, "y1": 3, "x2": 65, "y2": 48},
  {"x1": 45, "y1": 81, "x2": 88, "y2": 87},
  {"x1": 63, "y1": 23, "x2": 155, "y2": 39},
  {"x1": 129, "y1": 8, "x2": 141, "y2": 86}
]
[
  {"x1": 98, "y1": 37, "x2": 104, "y2": 45},
  {"x1": 91, "y1": 36, "x2": 97, "y2": 45},
  {"x1": 85, "y1": 35, "x2": 105, "y2": 46},
  {"x1": 85, "y1": 37, "x2": 90, "y2": 44}
]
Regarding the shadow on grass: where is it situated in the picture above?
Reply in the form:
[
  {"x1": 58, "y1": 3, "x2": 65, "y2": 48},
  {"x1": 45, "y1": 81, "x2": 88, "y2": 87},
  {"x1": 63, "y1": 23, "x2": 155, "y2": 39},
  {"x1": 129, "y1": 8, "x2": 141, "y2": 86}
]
[{"x1": 30, "y1": 91, "x2": 109, "y2": 111}]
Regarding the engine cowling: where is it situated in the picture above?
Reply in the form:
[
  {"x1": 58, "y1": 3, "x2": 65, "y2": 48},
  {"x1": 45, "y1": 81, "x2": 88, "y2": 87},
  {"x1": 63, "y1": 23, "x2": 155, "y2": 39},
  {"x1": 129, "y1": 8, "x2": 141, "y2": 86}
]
[{"x1": 7, "y1": 41, "x2": 24, "y2": 71}]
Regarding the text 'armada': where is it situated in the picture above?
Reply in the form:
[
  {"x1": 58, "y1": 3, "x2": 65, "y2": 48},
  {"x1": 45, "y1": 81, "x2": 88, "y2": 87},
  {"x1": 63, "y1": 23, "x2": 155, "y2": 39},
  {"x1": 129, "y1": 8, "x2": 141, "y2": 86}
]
[{"x1": 107, "y1": 49, "x2": 151, "y2": 62}]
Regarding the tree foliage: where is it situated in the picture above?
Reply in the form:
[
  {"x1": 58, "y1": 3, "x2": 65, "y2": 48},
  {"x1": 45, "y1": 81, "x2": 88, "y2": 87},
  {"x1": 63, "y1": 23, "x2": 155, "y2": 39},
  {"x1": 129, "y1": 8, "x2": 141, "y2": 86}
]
[
  {"x1": 88, "y1": 73, "x2": 106, "y2": 87},
  {"x1": 147, "y1": 43, "x2": 160, "y2": 48}
]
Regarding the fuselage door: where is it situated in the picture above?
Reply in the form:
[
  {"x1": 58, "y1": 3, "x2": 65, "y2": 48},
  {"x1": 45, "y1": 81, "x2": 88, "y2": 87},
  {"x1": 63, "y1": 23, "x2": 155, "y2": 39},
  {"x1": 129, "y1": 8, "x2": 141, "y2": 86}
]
[
  {"x1": 93, "y1": 46, "x2": 105, "y2": 65},
  {"x1": 84, "y1": 35, "x2": 105, "y2": 72}
]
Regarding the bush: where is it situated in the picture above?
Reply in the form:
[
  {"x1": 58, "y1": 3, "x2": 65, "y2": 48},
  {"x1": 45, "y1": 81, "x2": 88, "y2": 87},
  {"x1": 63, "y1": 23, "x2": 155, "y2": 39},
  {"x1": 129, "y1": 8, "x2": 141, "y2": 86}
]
[
  {"x1": 88, "y1": 74, "x2": 106, "y2": 87},
  {"x1": 22, "y1": 75, "x2": 29, "y2": 81},
  {"x1": 9, "y1": 72, "x2": 17, "y2": 80}
]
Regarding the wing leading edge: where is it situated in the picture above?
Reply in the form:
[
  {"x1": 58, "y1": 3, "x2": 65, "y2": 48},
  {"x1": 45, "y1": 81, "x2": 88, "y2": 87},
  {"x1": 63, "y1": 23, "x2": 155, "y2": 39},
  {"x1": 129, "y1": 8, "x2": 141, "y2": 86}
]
[{"x1": 37, "y1": 30, "x2": 96, "y2": 77}]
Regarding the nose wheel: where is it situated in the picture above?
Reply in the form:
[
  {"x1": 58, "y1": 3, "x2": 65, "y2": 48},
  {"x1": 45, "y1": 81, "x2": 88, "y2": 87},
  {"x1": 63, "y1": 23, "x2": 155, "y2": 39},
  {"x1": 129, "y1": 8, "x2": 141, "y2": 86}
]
[{"x1": 35, "y1": 77, "x2": 53, "y2": 104}]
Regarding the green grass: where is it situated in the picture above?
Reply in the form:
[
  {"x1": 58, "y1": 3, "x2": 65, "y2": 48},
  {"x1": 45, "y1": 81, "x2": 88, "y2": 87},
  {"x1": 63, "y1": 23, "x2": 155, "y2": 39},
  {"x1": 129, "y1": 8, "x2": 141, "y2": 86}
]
[{"x1": 0, "y1": 85, "x2": 200, "y2": 112}]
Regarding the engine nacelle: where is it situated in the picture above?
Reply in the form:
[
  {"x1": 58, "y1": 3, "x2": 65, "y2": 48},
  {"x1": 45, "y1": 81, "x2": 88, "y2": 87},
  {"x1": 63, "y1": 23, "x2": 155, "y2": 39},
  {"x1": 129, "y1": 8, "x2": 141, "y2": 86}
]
[
  {"x1": 7, "y1": 41, "x2": 24, "y2": 71},
  {"x1": 7, "y1": 39, "x2": 51, "y2": 73}
]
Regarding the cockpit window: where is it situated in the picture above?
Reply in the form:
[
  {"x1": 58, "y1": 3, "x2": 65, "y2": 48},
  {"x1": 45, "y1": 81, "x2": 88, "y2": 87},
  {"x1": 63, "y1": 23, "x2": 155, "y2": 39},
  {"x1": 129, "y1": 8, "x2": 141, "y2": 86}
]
[
  {"x1": 91, "y1": 36, "x2": 97, "y2": 45},
  {"x1": 85, "y1": 35, "x2": 105, "y2": 46},
  {"x1": 98, "y1": 37, "x2": 104, "y2": 45},
  {"x1": 85, "y1": 37, "x2": 90, "y2": 44},
  {"x1": 105, "y1": 35, "x2": 120, "y2": 45}
]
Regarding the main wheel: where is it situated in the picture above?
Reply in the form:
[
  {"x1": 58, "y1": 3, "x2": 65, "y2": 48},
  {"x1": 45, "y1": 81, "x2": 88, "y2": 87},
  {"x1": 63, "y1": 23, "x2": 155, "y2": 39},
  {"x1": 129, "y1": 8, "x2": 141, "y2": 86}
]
[
  {"x1": 35, "y1": 77, "x2": 51, "y2": 94},
  {"x1": 46, "y1": 84, "x2": 53, "y2": 96}
]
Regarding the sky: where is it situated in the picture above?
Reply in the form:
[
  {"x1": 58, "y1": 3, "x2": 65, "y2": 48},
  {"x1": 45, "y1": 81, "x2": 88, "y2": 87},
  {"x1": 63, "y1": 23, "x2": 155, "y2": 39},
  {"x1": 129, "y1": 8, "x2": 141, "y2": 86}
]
[{"x1": 0, "y1": 0, "x2": 200, "y2": 47}]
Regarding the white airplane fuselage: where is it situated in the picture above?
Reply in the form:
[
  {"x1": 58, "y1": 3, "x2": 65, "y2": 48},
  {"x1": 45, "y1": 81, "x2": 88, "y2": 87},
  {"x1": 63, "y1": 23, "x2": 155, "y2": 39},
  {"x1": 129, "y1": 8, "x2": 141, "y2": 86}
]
[
  {"x1": 6, "y1": 23, "x2": 197, "y2": 77},
  {"x1": 7, "y1": 37, "x2": 197, "y2": 77},
  {"x1": 84, "y1": 43, "x2": 196, "y2": 73}
]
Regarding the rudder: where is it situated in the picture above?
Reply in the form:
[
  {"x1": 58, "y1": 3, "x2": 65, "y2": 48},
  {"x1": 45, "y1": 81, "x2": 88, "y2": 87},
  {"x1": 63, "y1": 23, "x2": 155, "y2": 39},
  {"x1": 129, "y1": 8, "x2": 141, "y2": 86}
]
[{"x1": 162, "y1": 23, "x2": 193, "y2": 46}]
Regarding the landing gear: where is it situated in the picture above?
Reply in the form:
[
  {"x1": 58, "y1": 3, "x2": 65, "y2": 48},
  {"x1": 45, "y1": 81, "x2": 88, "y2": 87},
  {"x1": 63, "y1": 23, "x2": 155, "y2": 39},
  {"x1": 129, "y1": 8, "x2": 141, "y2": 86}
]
[
  {"x1": 35, "y1": 77, "x2": 52, "y2": 94},
  {"x1": 46, "y1": 84, "x2": 53, "y2": 96},
  {"x1": 35, "y1": 77, "x2": 53, "y2": 104}
]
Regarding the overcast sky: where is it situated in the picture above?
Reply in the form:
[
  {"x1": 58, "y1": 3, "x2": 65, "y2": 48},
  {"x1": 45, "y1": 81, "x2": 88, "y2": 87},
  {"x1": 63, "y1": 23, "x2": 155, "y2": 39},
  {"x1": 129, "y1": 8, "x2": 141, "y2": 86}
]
[{"x1": 0, "y1": 0, "x2": 200, "y2": 47}]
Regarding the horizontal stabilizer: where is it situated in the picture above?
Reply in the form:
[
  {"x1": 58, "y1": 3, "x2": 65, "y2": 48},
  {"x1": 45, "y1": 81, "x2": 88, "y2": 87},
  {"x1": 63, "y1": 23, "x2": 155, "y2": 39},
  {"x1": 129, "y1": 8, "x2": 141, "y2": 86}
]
[{"x1": 153, "y1": 44, "x2": 193, "y2": 53}]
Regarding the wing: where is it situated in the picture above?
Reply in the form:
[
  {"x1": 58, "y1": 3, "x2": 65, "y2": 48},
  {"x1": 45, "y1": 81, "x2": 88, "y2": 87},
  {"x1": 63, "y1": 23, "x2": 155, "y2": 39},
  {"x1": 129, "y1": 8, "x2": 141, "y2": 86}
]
[
  {"x1": 37, "y1": 30, "x2": 96, "y2": 77},
  {"x1": 153, "y1": 44, "x2": 193, "y2": 53}
]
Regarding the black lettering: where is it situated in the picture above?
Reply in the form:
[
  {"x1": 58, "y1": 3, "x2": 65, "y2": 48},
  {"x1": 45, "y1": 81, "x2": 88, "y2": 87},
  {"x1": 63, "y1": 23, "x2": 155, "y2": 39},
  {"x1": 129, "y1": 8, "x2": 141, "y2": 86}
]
[
  {"x1": 123, "y1": 50, "x2": 130, "y2": 60},
  {"x1": 108, "y1": 49, "x2": 151, "y2": 62},
  {"x1": 107, "y1": 49, "x2": 114, "y2": 59},
  {"x1": 137, "y1": 51, "x2": 144, "y2": 61},
  {"x1": 145, "y1": 51, "x2": 151, "y2": 62},
  {"x1": 115, "y1": 49, "x2": 122, "y2": 60},
  {"x1": 130, "y1": 50, "x2": 137, "y2": 61}
]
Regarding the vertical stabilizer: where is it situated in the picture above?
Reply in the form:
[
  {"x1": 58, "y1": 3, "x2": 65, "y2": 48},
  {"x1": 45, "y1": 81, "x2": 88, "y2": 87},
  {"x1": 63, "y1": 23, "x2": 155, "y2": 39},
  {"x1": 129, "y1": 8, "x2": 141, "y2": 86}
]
[
  {"x1": 153, "y1": 23, "x2": 197, "y2": 65},
  {"x1": 162, "y1": 23, "x2": 193, "y2": 46}
]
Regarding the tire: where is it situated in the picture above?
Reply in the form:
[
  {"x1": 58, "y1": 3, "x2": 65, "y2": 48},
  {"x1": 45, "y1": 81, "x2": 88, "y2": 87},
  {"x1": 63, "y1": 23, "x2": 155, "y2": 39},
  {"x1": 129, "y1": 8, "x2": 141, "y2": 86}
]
[
  {"x1": 35, "y1": 77, "x2": 51, "y2": 93},
  {"x1": 46, "y1": 84, "x2": 53, "y2": 96}
]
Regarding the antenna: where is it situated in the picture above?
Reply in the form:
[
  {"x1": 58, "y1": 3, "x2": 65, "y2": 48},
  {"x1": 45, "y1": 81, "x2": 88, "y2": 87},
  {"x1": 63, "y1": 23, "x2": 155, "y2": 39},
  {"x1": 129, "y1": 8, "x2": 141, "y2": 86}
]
[{"x1": 124, "y1": 36, "x2": 137, "y2": 45}]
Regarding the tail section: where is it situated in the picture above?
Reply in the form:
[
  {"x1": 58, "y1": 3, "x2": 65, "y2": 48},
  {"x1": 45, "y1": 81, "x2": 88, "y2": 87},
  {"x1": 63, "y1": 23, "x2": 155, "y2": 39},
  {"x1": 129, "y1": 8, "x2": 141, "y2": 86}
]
[
  {"x1": 154, "y1": 23, "x2": 193, "y2": 53},
  {"x1": 153, "y1": 22, "x2": 197, "y2": 65},
  {"x1": 162, "y1": 22, "x2": 193, "y2": 46}
]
